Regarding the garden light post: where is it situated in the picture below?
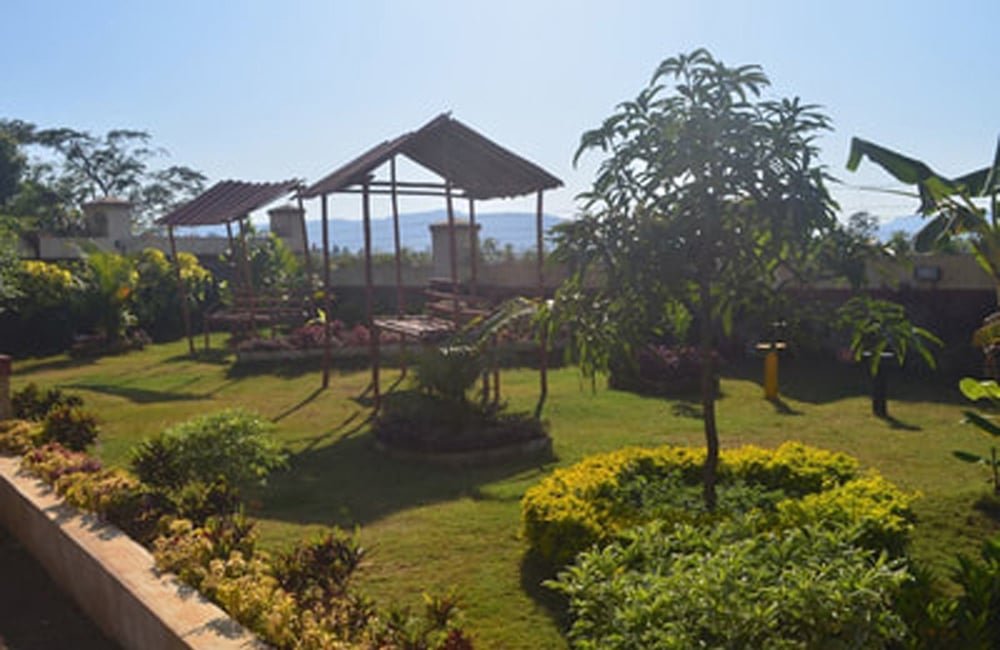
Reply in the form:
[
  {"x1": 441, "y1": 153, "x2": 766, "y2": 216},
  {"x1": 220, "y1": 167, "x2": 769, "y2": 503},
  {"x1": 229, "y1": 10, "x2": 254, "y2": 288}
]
[{"x1": 755, "y1": 320, "x2": 787, "y2": 400}]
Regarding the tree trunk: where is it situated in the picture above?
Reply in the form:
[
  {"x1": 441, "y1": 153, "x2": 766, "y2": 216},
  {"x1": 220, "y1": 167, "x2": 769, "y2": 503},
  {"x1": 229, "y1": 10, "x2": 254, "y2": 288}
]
[
  {"x1": 699, "y1": 276, "x2": 718, "y2": 511},
  {"x1": 872, "y1": 364, "x2": 888, "y2": 418}
]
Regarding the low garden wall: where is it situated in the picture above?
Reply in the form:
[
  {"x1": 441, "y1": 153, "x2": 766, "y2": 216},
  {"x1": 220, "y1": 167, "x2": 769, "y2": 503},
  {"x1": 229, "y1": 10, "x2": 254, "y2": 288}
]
[{"x1": 0, "y1": 456, "x2": 263, "y2": 650}]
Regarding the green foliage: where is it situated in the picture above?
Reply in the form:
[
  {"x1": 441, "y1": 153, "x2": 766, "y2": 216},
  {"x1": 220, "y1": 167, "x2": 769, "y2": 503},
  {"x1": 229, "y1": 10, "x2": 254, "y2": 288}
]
[
  {"x1": 520, "y1": 442, "x2": 882, "y2": 567},
  {"x1": 550, "y1": 515, "x2": 910, "y2": 650},
  {"x1": 414, "y1": 345, "x2": 483, "y2": 403},
  {"x1": 39, "y1": 404, "x2": 99, "y2": 451},
  {"x1": 153, "y1": 516, "x2": 467, "y2": 650},
  {"x1": 78, "y1": 250, "x2": 137, "y2": 343},
  {"x1": 132, "y1": 248, "x2": 213, "y2": 341},
  {"x1": 130, "y1": 409, "x2": 287, "y2": 490},
  {"x1": 557, "y1": 47, "x2": 841, "y2": 508},
  {"x1": 244, "y1": 229, "x2": 304, "y2": 292},
  {"x1": 847, "y1": 137, "x2": 1000, "y2": 299},
  {"x1": 11, "y1": 382, "x2": 83, "y2": 420},
  {"x1": 776, "y1": 473, "x2": 918, "y2": 555},
  {"x1": 956, "y1": 377, "x2": 1000, "y2": 494},
  {"x1": 837, "y1": 295, "x2": 942, "y2": 376},
  {"x1": 273, "y1": 529, "x2": 367, "y2": 608},
  {"x1": 0, "y1": 219, "x2": 21, "y2": 306}
]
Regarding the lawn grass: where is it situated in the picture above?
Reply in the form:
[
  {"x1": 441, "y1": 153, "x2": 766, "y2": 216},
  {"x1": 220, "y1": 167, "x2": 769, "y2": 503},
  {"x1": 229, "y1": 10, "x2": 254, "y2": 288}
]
[{"x1": 10, "y1": 341, "x2": 1000, "y2": 648}]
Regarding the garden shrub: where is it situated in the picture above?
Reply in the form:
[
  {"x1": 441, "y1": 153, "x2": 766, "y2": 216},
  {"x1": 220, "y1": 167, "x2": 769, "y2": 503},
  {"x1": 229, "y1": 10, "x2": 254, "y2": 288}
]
[
  {"x1": 776, "y1": 473, "x2": 917, "y2": 555},
  {"x1": 39, "y1": 404, "x2": 100, "y2": 451},
  {"x1": 414, "y1": 345, "x2": 483, "y2": 403},
  {"x1": 154, "y1": 516, "x2": 468, "y2": 650},
  {"x1": 12, "y1": 382, "x2": 83, "y2": 421},
  {"x1": 609, "y1": 344, "x2": 720, "y2": 396},
  {"x1": 5, "y1": 260, "x2": 80, "y2": 355},
  {"x1": 21, "y1": 442, "x2": 102, "y2": 483},
  {"x1": 131, "y1": 409, "x2": 287, "y2": 490},
  {"x1": 550, "y1": 514, "x2": 910, "y2": 650},
  {"x1": 521, "y1": 442, "x2": 904, "y2": 567},
  {"x1": 273, "y1": 529, "x2": 367, "y2": 608},
  {"x1": 0, "y1": 419, "x2": 41, "y2": 455},
  {"x1": 132, "y1": 248, "x2": 212, "y2": 341}
]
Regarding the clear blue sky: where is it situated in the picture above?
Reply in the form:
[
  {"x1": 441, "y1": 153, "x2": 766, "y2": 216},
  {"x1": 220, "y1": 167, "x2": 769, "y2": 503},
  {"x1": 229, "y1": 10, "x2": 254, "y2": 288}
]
[{"x1": 3, "y1": 0, "x2": 999, "y2": 224}]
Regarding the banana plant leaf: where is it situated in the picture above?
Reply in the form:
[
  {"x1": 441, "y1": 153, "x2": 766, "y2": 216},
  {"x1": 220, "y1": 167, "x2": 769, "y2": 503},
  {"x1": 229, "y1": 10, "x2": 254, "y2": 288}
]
[{"x1": 959, "y1": 377, "x2": 1000, "y2": 402}]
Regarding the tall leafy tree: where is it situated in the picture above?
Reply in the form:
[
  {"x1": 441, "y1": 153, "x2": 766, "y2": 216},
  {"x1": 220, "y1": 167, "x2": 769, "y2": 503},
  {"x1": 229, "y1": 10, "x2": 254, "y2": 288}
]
[
  {"x1": 847, "y1": 137, "x2": 1000, "y2": 303},
  {"x1": 0, "y1": 119, "x2": 207, "y2": 230},
  {"x1": 554, "y1": 49, "x2": 839, "y2": 508}
]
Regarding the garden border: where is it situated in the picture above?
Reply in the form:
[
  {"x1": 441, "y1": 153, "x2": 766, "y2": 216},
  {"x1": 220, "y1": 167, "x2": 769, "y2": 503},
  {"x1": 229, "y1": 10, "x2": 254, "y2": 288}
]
[{"x1": 0, "y1": 456, "x2": 264, "y2": 650}]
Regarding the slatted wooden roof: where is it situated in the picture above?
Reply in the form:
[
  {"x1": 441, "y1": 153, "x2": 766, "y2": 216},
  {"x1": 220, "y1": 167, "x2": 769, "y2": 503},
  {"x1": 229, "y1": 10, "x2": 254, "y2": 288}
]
[
  {"x1": 156, "y1": 179, "x2": 299, "y2": 226},
  {"x1": 302, "y1": 113, "x2": 562, "y2": 200}
]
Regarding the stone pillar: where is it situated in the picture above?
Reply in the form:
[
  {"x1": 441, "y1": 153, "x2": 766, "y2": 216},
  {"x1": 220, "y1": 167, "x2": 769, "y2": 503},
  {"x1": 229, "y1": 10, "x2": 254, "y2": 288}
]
[
  {"x1": 81, "y1": 197, "x2": 133, "y2": 249},
  {"x1": 268, "y1": 204, "x2": 306, "y2": 254},
  {"x1": 430, "y1": 220, "x2": 480, "y2": 281},
  {"x1": 0, "y1": 355, "x2": 11, "y2": 420}
]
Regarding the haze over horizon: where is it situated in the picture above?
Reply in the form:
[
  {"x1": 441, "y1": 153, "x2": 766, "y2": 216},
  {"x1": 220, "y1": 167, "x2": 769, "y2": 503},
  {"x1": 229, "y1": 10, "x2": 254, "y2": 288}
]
[{"x1": 4, "y1": 0, "x2": 997, "y2": 228}]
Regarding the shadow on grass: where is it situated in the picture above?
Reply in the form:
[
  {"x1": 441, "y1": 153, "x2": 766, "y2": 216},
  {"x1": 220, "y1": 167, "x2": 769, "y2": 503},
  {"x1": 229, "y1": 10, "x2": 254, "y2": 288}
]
[
  {"x1": 258, "y1": 432, "x2": 556, "y2": 529},
  {"x1": 879, "y1": 414, "x2": 922, "y2": 431},
  {"x1": 767, "y1": 397, "x2": 803, "y2": 416},
  {"x1": 519, "y1": 551, "x2": 569, "y2": 635},
  {"x1": 273, "y1": 386, "x2": 325, "y2": 423},
  {"x1": 14, "y1": 355, "x2": 99, "y2": 374},
  {"x1": 163, "y1": 348, "x2": 232, "y2": 365},
  {"x1": 66, "y1": 382, "x2": 211, "y2": 404},
  {"x1": 723, "y1": 356, "x2": 965, "y2": 407}
]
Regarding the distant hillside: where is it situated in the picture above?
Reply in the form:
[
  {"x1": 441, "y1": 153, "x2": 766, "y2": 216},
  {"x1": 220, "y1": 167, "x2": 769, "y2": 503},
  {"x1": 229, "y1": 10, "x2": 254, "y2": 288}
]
[{"x1": 300, "y1": 210, "x2": 570, "y2": 253}]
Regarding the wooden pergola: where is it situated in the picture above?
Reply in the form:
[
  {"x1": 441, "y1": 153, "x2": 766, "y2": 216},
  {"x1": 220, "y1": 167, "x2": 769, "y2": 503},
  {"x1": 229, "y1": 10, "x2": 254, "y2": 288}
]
[
  {"x1": 155, "y1": 179, "x2": 302, "y2": 354},
  {"x1": 300, "y1": 113, "x2": 562, "y2": 413}
]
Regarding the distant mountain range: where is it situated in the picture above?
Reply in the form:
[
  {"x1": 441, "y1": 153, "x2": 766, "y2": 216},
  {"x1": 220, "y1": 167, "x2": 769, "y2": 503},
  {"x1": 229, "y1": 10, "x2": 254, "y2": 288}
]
[{"x1": 293, "y1": 210, "x2": 570, "y2": 253}]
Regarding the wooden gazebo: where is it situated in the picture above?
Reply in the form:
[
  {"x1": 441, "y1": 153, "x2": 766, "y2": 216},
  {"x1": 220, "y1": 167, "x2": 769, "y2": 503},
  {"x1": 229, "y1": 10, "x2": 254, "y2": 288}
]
[
  {"x1": 300, "y1": 113, "x2": 562, "y2": 413},
  {"x1": 155, "y1": 179, "x2": 302, "y2": 354}
]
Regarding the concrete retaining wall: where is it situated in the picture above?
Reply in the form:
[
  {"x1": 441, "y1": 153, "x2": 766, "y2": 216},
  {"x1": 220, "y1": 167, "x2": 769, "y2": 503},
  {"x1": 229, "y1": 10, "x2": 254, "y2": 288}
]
[{"x1": 0, "y1": 457, "x2": 264, "y2": 650}]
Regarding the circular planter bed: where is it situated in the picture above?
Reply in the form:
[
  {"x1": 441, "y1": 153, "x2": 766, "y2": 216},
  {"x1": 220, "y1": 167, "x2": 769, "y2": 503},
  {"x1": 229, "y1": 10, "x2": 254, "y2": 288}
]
[{"x1": 372, "y1": 391, "x2": 552, "y2": 466}]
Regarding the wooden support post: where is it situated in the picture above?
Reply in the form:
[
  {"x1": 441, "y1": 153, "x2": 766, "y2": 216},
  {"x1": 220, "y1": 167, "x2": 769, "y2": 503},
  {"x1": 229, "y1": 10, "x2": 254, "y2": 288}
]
[
  {"x1": 168, "y1": 225, "x2": 195, "y2": 355},
  {"x1": 535, "y1": 190, "x2": 548, "y2": 419},
  {"x1": 321, "y1": 194, "x2": 332, "y2": 389},
  {"x1": 445, "y1": 181, "x2": 459, "y2": 322},
  {"x1": 468, "y1": 198, "x2": 478, "y2": 296},
  {"x1": 297, "y1": 190, "x2": 314, "y2": 281},
  {"x1": 238, "y1": 218, "x2": 258, "y2": 339},
  {"x1": 390, "y1": 157, "x2": 407, "y2": 375},
  {"x1": 363, "y1": 181, "x2": 380, "y2": 410}
]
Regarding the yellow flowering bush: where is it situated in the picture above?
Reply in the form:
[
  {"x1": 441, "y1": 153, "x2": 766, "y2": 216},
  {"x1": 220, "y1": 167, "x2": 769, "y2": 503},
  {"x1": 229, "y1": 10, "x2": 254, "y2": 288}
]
[
  {"x1": 522, "y1": 441, "x2": 909, "y2": 566},
  {"x1": 0, "y1": 419, "x2": 41, "y2": 455},
  {"x1": 777, "y1": 472, "x2": 918, "y2": 554}
]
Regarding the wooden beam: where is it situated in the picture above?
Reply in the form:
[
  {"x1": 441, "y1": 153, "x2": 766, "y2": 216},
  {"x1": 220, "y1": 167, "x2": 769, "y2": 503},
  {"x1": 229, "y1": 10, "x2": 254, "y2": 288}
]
[{"x1": 331, "y1": 188, "x2": 469, "y2": 198}]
